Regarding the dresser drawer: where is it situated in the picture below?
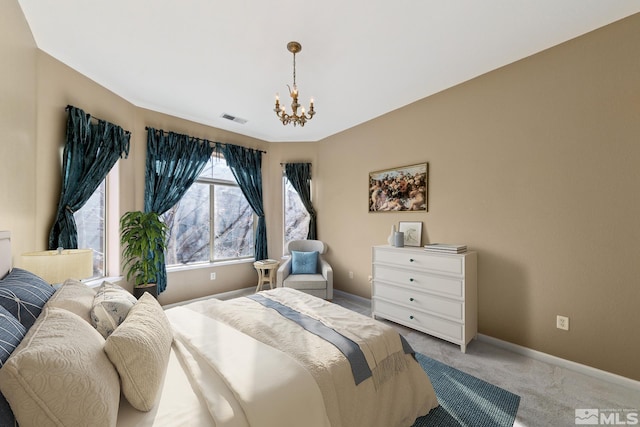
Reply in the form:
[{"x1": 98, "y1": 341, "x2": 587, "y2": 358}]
[
  {"x1": 374, "y1": 248, "x2": 464, "y2": 275},
  {"x1": 373, "y1": 265, "x2": 464, "y2": 299},
  {"x1": 374, "y1": 299, "x2": 463, "y2": 342},
  {"x1": 374, "y1": 282, "x2": 463, "y2": 321}
]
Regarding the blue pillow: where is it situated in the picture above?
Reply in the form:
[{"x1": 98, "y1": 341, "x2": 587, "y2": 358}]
[
  {"x1": 0, "y1": 305, "x2": 26, "y2": 426},
  {"x1": 0, "y1": 268, "x2": 55, "y2": 331},
  {"x1": 0, "y1": 305, "x2": 25, "y2": 366},
  {"x1": 291, "y1": 251, "x2": 319, "y2": 275},
  {"x1": 0, "y1": 395, "x2": 14, "y2": 427}
]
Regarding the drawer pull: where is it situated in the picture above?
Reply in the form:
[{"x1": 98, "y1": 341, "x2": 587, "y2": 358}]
[
  {"x1": 409, "y1": 278, "x2": 414, "y2": 282},
  {"x1": 409, "y1": 258, "x2": 415, "y2": 262},
  {"x1": 409, "y1": 297, "x2": 414, "y2": 302},
  {"x1": 409, "y1": 315, "x2": 414, "y2": 320}
]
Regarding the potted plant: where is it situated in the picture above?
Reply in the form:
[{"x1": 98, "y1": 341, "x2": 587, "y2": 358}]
[{"x1": 120, "y1": 211, "x2": 168, "y2": 299}]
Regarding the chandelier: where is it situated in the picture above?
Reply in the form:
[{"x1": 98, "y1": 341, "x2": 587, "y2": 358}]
[{"x1": 274, "y1": 41, "x2": 315, "y2": 127}]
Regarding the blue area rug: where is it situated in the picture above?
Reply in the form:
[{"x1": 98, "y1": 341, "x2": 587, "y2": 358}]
[{"x1": 412, "y1": 353, "x2": 520, "y2": 427}]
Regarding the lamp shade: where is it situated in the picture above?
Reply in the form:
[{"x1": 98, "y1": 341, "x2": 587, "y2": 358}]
[{"x1": 20, "y1": 249, "x2": 93, "y2": 284}]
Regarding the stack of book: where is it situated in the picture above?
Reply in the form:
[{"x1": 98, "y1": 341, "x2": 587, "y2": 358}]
[{"x1": 423, "y1": 243, "x2": 467, "y2": 254}]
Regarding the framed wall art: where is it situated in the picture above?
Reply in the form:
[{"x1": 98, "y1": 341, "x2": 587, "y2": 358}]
[
  {"x1": 398, "y1": 221, "x2": 422, "y2": 247},
  {"x1": 369, "y1": 163, "x2": 428, "y2": 212}
]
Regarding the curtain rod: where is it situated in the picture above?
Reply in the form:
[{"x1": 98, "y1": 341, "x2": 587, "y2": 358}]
[
  {"x1": 65, "y1": 105, "x2": 131, "y2": 135},
  {"x1": 145, "y1": 126, "x2": 266, "y2": 154}
]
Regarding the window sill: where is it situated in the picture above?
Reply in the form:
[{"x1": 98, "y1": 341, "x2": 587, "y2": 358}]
[
  {"x1": 84, "y1": 276, "x2": 124, "y2": 288},
  {"x1": 166, "y1": 258, "x2": 255, "y2": 274}
]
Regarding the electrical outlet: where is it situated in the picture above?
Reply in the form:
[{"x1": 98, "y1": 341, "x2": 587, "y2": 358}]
[
  {"x1": 349, "y1": 271, "x2": 354, "y2": 279},
  {"x1": 210, "y1": 272, "x2": 216, "y2": 280},
  {"x1": 556, "y1": 315, "x2": 569, "y2": 331}
]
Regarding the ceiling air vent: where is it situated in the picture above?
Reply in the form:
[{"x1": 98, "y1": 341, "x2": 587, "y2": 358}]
[{"x1": 220, "y1": 113, "x2": 247, "y2": 124}]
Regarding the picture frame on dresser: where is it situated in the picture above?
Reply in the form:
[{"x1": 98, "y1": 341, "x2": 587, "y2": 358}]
[
  {"x1": 398, "y1": 221, "x2": 422, "y2": 246},
  {"x1": 368, "y1": 163, "x2": 428, "y2": 212}
]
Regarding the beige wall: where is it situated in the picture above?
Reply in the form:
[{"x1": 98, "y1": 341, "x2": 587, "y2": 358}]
[
  {"x1": 315, "y1": 14, "x2": 640, "y2": 381},
  {"x1": 0, "y1": 0, "x2": 37, "y2": 259},
  {"x1": 3, "y1": 0, "x2": 639, "y2": 381},
  {"x1": 32, "y1": 59, "x2": 270, "y2": 305},
  {"x1": 2, "y1": 0, "x2": 270, "y2": 306}
]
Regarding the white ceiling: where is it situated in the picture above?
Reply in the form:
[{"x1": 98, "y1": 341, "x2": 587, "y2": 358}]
[{"x1": 18, "y1": 1, "x2": 640, "y2": 143}]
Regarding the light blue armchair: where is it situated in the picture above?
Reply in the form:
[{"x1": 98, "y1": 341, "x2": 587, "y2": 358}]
[{"x1": 276, "y1": 240, "x2": 333, "y2": 300}]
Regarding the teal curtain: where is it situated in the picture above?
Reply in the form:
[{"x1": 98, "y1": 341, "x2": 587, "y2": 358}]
[
  {"x1": 49, "y1": 106, "x2": 130, "y2": 250},
  {"x1": 284, "y1": 163, "x2": 317, "y2": 240},
  {"x1": 222, "y1": 145, "x2": 267, "y2": 261},
  {"x1": 144, "y1": 128, "x2": 214, "y2": 293}
]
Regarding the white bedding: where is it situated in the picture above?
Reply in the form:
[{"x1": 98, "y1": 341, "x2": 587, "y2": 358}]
[
  {"x1": 169, "y1": 306, "x2": 330, "y2": 427},
  {"x1": 117, "y1": 288, "x2": 438, "y2": 427}
]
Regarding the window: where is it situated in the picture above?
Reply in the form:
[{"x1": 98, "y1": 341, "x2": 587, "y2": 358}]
[
  {"x1": 74, "y1": 179, "x2": 105, "y2": 279},
  {"x1": 283, "y1": 174, "x2": 310, "y2": 249},
  {"x1": 163, "y1": 156, "x2": 254, "y2": 265}
]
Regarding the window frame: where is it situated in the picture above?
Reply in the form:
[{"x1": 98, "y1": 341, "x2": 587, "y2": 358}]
[
  {"x1": 74, "y1": 161, "x2": 121, "y2": 283},
  {"x1": 207, "y1": 175, "x2": 256, "y2": 263},
  {"x1": 164, "y1": 160, "x2": 256, "y2": 269},
  {"x1": 282, "y1": 171, "x2": 312, "y2": 255}
]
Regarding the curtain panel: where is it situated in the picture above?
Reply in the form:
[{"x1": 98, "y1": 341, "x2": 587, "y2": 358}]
[
  {"x1": 144, "y1": 128, "x2": 214, "y2": 293},
  {"x1": 222, "y1": 145, "x2": 268, "y2": 261},
  {"x1": 284, "y1": 163, "x2": 317, "y2": 240},
  {"x1": 48, "y1": 105, "x2": 130, "y2": 250}
]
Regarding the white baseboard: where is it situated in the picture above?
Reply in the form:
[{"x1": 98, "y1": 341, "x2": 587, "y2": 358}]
[{"x1": 477, "y1": 334, "x2": 640, "y2": 392}]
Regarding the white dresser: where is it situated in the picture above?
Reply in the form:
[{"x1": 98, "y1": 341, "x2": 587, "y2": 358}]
[{"x1": 371, "y1": 245, "x2": 477, "y2": 352}]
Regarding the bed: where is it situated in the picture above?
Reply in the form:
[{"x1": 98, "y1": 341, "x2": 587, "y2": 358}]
[{"x1": 0, "y1": 231, "x2": 438, "y2": 427}]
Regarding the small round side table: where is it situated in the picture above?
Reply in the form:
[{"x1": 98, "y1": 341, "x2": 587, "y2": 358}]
[{"x1": 253, "y1": 259, "x2": 279, "y2": 292}]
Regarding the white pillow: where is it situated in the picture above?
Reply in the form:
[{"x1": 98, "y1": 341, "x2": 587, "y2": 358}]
[
  {"x1": 0, "y1": 307, "x2": 120, "y2": 427},
  {"x1": 91, "y1": 281, "x2": 137, "y2": 338},
  {"x1": 45, "y1": 278, "x2": 97, "y2": 324},
  {"x1": 104, "y1": 292, "x2": 173, "y2": 411}
]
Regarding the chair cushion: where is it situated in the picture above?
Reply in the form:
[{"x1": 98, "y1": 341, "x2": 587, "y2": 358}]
[
  {"x1": 291, "y1": 251, "x2": 318, "y2": 274},
  {"x1": 283, "y1": 273, "x2": 327, "y2": 290}
]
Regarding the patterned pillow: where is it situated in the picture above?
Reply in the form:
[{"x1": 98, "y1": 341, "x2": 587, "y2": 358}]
[
  {"x1": 104, "y1": 292, "x2": 173, "y2": 411},
  {"x1": 90, "y1": 281, "x2": 137, "y2": 338},
  {"x1": 291, "y1": 251, "x2": 319, "y2": 274},
  {"x1": 0, "y1": 306, "x2": 26, "y2": 427},
  {"x1": 0, "y1": 305, "x2": 26, "y2": 367},
  {"x1": 0, "y1": 307, "x2": 120, "y2": 427},
  {"x1": 0, "y1": 268, "x2": 55, "y2": 330},
  {"x1": 46, "y1": 278, "x2": 97, "y2": 324}
]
